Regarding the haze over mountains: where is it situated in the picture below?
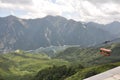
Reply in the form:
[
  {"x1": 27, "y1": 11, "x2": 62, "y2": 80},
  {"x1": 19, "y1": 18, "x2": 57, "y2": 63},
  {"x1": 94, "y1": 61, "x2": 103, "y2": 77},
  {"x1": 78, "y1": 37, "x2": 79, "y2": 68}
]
[{"x1": 0, "y1": 15, "x2": 119, "y2": 51}]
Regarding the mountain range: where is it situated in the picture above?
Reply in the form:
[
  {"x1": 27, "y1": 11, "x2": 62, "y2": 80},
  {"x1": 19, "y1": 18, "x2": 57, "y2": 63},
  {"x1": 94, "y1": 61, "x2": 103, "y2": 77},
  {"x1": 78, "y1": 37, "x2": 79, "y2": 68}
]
[{"x1": 0, "y1": 15, "x2": 119, "y2": 51}]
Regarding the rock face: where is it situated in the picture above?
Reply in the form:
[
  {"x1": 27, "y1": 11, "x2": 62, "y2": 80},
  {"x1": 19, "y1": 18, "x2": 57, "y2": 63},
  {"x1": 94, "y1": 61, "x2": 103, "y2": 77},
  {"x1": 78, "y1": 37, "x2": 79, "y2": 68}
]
[{"x1": 0, "y1": 15, "x2": 114, "y2": 50}]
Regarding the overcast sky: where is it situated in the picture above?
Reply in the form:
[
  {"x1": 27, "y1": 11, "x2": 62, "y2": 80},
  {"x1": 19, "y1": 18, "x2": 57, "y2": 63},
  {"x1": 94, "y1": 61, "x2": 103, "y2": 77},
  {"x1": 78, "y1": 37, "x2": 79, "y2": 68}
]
[{"x1": 0, "y1": 0, "x2": 120, "y2": 24}]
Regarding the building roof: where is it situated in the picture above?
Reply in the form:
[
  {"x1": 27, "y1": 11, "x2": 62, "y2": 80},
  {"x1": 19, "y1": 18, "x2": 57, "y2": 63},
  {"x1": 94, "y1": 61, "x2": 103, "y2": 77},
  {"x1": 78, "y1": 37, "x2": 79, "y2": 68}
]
[
  {"x1": 84, "y1": 66, "x2": 120, "y2": 80},
  {"x1": 100, "y1": 48, "x2": 111, "y2": 52}
]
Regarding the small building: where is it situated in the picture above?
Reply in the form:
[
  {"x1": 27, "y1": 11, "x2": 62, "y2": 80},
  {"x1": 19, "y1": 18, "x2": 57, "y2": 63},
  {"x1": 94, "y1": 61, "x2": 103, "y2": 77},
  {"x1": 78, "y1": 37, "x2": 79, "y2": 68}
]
[
  {"x1": 15, "y1": 49, "x2": 20, "y2": 53},
  {"x1": 84, "y1": 66, "x2": 120, "y2": 80}
]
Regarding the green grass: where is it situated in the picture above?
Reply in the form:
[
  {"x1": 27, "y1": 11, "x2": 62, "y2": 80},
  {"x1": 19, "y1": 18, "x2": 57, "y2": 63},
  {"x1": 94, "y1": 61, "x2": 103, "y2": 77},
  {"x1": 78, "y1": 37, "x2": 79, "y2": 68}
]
[
  {"x1": 1, "y1": 43, "x2": 120, "y2": 80},
  {"x1": 55, "y1": 43, "x2": 120, "y2": 66},
  {"x1": 65, "y1": 62, "x2": 120, "y2": 80},
  {"x1": 0, "y1": 51, "x2": 69, "y2": 80}
]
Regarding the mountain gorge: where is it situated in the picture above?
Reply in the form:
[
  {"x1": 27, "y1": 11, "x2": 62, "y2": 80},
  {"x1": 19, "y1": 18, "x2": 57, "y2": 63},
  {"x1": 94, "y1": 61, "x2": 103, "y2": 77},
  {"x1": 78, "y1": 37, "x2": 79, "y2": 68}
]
[{"x1": 0, "y1": 15, "x2": 115, "y2": 51}]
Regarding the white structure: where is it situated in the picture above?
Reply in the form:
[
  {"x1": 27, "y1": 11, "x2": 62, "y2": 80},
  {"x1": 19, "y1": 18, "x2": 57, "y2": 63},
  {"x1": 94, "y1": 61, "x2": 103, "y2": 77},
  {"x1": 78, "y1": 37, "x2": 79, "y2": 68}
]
[{"x1": 84, "y1": 66, "x2": 120, "y2": 80}]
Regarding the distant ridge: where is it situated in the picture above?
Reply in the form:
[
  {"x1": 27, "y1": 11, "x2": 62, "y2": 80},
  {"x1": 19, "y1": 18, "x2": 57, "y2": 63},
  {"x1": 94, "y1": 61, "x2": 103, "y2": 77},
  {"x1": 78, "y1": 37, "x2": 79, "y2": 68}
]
[{"x1": 0, "y1": 15, "x2": 115, "y2": 51}]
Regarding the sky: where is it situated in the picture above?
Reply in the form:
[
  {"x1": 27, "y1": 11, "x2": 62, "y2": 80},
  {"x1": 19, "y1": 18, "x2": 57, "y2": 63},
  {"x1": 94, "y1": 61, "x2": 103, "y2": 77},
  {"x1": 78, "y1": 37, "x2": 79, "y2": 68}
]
[{"x1": 0, "y1": 0, "x2": 120, "y2": 24}]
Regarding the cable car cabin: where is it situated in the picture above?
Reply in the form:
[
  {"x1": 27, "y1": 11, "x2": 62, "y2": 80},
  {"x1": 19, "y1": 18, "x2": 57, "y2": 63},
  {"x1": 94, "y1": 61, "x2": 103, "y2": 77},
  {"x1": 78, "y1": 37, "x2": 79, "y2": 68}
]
[{"x1": 100, "y1": 48, "x2": 111, "y2": 56}]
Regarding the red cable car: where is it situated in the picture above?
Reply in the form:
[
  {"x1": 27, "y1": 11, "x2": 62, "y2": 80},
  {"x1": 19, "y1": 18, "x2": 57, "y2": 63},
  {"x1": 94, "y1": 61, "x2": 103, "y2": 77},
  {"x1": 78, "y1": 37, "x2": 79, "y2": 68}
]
[{"x1": 100, "y1": 48, "x2": 111, "y2": 56}]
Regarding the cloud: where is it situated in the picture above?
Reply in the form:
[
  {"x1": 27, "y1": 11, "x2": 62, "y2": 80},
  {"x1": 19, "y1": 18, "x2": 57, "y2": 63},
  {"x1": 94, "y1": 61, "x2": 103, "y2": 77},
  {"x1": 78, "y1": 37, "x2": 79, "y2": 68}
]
[
  {"x1": 0, "y1": 0, "x2": 120, "y2": 24},
  {"x1": 0, "y1": 0, "x2": 32, "y2": 5},
  {"x1": 85, "y1": 0, "x2": 120, "y2": 4}
]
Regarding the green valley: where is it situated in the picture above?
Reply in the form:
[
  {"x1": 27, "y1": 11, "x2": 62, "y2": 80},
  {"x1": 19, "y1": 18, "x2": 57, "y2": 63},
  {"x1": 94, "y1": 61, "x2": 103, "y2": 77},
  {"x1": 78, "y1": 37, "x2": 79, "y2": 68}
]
[
  {"x1": 34, "y1": 43, "x2": 120, "y2": 80},
  {"x1": 0, "y1": 51, "x2": 69, "y2": 80},
  {"x1": 0, "y1": 43, "x2": 120, "y2": 80}
]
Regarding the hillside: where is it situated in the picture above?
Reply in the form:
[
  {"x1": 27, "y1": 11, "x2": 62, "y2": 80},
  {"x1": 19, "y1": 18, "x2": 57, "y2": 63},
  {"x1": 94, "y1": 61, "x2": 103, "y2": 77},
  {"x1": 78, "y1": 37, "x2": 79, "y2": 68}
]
[
  {"x1": 34, "y1": 62, "x2": 120, "y2": 80},
  {"x1": 0, "y1": 42, "x2": 120, "y2": 80},
  {"x1": 0, "y1": 51, "x2": 69, "y2": 80},
  {"x1": 86, "y1": 21, "x2": 120, "y2": 37},
  {"x1": 102, "y1": 21, "x2": 120, "y2": 36},
  {"x1": 0, "y1": 15, "x2": 113, "y2": 51},
  {"x1": 34, "y1": 43, "x2": 120, "y2": 80},
  {"x1": 66, "y1": 63, "x2": 120, "y2": 80},
  {"x1": 55, "y1": 43, "x2": 120, "y2": 66}
]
